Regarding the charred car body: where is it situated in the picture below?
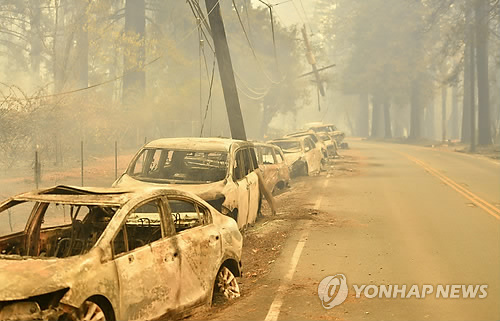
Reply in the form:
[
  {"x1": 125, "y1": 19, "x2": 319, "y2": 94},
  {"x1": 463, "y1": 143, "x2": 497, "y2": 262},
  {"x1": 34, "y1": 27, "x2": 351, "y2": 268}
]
[
  {"x1": 268, "y1": 137, "x2": 323, "y2": 177},
  {"x1": 307, "y1": 122, "x2": 346, "y2": 147},
  {"x1": 0, "y1": 185, "x2": 242, "y2": 321},
  {"x1": 316, "y1": 131, "x2": 339, "y2": 157},
  {"x1": 253, "y1": 142, "x2": 290, "y2": 194},
  {"x1": 284, "y1": 130, "x2": 329, "y2": 160},
  {"x1": 113, "y1": 138, "x2": 261, "y2": 229}
]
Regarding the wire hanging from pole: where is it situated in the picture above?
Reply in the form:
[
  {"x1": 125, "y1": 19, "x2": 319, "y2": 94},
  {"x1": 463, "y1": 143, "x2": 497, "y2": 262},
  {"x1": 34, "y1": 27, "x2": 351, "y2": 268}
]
[
  {"x1": 234, "y1": 0, "x2": 284, "y2": 85},
  {"x1": 200, "y1": 58, "x2": 217, "y2": 137},
  {"x1": 198, "y1": 18, "x2": 203, "y2": 123}
]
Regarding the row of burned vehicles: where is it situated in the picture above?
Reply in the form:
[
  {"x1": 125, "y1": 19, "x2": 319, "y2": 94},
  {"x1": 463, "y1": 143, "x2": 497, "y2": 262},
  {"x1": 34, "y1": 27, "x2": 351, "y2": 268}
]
[{"x1": 0, "y1": 123, "x2": 344, "y2": 321}]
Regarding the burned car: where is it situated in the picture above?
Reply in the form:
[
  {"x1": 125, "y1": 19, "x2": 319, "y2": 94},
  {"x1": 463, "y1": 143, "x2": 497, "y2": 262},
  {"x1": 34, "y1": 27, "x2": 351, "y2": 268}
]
[
  {"x1": 306, "y1": 122, "x2": 346, "y2": 146},
  {"x1": 268, "y1": 136, "x2": 323, "y2": 177},
  {"x1": 284, "y1": 130, "x2": 329, "y2": 160},
  {"x1": 0, "y1": 185, "x2": 242, "y2": 321},
  {"x1": 113, "y1": 138, "x2": 261, "y2": 229},
  {"x1": 253, "y1": 142, "x2": 290, "y2": 194},
  {"x1": 316, "y1": 131, "x2": 339, "y2": 157}
]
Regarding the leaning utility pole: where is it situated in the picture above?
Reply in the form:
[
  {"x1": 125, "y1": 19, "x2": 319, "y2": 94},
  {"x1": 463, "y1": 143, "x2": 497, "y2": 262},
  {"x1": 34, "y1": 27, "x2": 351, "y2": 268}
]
[
  {"x1": 205, "y1": 0, "x2": 247, "y2": 140},
  {"x1": 301, "y1": 26, "x2": 325, "y2": 97}
]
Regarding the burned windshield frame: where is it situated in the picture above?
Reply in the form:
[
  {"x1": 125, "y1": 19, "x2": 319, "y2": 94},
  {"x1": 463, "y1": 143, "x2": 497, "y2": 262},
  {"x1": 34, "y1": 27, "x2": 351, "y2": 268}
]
[
  {"x1": 273, "y1": 141, "x2": 302, "y2": 153},
  {"x1": 0, "y1": 200, "x2": 118, "y2": 258},
  {"x1": 127, "y1": 148, "x2": 229, "y2": 183}
]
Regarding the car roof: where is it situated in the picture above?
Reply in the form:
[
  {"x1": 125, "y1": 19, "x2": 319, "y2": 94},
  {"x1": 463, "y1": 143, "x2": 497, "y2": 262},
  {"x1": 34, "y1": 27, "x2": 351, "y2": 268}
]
[
  {"x1": 308, "y1": 123, "x2": 334, "y2": 128},
  {"x1": 251, "y1": 141, "x2": 280, "y2": 148},
  {"x1": 284, "y1": 130, "x2": 317, "y2": 138},
  {"x1": 268, "y1": 137, "x2": 304, "y2": 144},
  {"x1": 144, "y1": 137, "x2": 252, "y2": 152},
  {"x1": 8, "y1": 185, "x2": 199, "y2": 206}
]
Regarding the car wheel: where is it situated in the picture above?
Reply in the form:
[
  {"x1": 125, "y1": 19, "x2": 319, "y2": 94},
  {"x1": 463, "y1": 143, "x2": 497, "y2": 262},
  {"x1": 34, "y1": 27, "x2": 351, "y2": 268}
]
[
  {"x1": 80, "y1": 300, "x2": 109, "y2": 321},
  {"x1": 320, "y1": 159, "x2": 327, "y2": 172},
  {"x1": 301, "y1": 162, "x2": 309, "y2": 176},
  {"x1": 257, "y1": 193, "x2": 263, "y2": 217},
  {"x1": 213, "y1": 266, "x2": 241, "y2": 304},
  {"x1": 228, "y1": 208, "x2": 238, "y2": 222}
]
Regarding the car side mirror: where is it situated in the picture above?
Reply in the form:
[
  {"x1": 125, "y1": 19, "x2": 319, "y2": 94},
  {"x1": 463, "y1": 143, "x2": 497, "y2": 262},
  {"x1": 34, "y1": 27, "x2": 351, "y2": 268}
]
[{"x1": 98, "y1": 246, "x2": 112, "y2": 264}]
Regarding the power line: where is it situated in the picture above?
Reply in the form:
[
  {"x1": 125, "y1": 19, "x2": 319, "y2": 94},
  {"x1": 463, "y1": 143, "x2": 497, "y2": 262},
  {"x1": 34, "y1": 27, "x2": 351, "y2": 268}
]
[
  {"x1": 296, "y1": 0, "x2": 314, "y2": 33},
  {"x1": 187, "y1": 0, "x2": 270, "y2": 100},
  {"x1": 200, "y1": 57, "x2": 217, "y2": 136},
  {"x1": 233, "y1": 0, "x2": 284, "y2": 85},
  {"x1": 290, "y1": 0, "x2": 307, "y2": 27}
]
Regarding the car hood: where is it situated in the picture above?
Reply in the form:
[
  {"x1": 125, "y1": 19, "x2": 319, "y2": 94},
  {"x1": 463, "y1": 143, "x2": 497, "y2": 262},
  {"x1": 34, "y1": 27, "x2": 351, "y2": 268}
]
[
  {"x1": 0, "y1": 255, "x2": 94, "y2": 301},
  {"x1": 283, "y1": 152, "x2": 302, "y2": 166},
  {"x1": 114, "y1": 174, "x2": 226, "y2": 200},
  {"x1": 332, "y1": 130, "x2": 344, "y2": 137}
]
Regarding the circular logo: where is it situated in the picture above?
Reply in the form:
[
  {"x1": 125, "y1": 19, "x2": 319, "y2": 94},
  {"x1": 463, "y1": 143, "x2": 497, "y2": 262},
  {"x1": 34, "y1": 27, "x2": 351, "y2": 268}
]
[{"x1": 318, "y1": 274, "x2": 348, "y2": 309}]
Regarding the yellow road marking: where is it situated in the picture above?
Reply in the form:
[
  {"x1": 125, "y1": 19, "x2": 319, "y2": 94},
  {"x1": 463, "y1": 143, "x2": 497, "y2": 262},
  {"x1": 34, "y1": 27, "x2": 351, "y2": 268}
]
[{"x1": 401, "y1": 152, "x2": 500, "y2": 221}]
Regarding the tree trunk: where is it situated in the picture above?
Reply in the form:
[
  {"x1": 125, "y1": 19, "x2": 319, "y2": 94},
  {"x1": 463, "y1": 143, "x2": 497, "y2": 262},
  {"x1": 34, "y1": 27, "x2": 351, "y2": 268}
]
[
  {"x1": 424, "y1": 100, "x2": 435, "y2": 139},
  {"x1": 461, "y1": 31, "x2": 471, "y2": 143},
  {"x1": 371, "y1": 95, "x2": 383, "y2": 138},
  {"x1": 53, "y1": 0, "x2": 65, "y2": 93},
  {"x1": 409, "y1": 78, "x2": 422, "y2": 139},
  {"x1": 469, "y1": 25, "x2": 476, "y2": 152},
  {"x1": 29, "y1": 0, "x2": 42, "y2": 78},
  {"x1": 450, "y1": 85, "x2": 459, "y2": 139},
  {"x1": 441, "y1": 85, "x2": 447, "y2": 141},
  {"x1": 77, "y1": 26, "x2": 88, "y2": 88},
  {"x1": 358, "y1": 93, "x2": 369, "y2": 137},
  {"x1": 383, "y1": 100, "x2": 392, "y2": 139},
  {"x1": 122, "y1": 0, "x2": 146, "y2": 105},
  {"x1": 76, "y1": 1, "x2": 89, "y2": 89},
  {"x1": 475, "y1": 0, "x2": 491, "y2": 145}
]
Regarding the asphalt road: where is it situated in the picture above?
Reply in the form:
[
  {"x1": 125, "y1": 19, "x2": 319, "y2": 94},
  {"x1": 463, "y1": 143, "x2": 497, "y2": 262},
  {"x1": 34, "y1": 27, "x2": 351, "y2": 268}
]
[{"x1": 207, "y1": 139, "x2": 500, "y2": 321}]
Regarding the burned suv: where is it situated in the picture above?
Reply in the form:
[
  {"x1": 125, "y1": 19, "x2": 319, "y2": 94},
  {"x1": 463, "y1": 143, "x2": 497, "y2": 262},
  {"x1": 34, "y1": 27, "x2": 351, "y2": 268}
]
[{"x1": 113, "y1": 138, "x2": 261, "y2": 229}]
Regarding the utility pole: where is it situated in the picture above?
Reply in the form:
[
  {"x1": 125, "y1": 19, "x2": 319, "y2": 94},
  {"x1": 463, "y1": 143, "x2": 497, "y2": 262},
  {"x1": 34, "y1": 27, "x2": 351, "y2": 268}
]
[
  {"x1": 301, "y1": 26, "x2": 325, "y2": 97},
  {"x1": 205, "y1": 0, "x2": 247, "y2": 140}
]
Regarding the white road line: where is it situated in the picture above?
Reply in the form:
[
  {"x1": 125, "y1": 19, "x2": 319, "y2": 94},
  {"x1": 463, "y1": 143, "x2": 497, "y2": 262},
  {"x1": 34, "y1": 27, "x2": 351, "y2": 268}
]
[
  {"x1": 313, "y1": 179, "x2": 329, "y2": 210},
  {"x1": 265, "y1": 179, "x2": 329, "y2": 321}
]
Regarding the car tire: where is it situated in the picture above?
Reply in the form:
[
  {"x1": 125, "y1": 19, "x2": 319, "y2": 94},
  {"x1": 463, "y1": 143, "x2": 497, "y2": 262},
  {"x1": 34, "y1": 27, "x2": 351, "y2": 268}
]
[
  {"x1": 229, "y1": 208, "x2": 238, "y2": 222},
  {"x1": 212, "y1": 266, "x2": 241, "y2": 305},
  {"x1": 320, "y1": 159, "x2": 327, "y2": 172},
  {"x1": 301, "y1": 162, "x2": 309, "y2": 176},
  {"x1": 257, "y1": 193, "x2": 263, "y2": 217},
  {"x1": 79, "y1": 298, "x2": 114, "y2": 321}
]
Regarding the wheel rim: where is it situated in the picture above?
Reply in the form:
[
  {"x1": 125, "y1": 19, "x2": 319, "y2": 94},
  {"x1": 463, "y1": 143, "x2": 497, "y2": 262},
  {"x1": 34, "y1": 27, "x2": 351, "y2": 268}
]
[
  {"x1": 82, "y1": 301, "x2": 106, "y2": 321},
  {"x1": 217, "y1": 266, "x2": 240, "y2": 299}
]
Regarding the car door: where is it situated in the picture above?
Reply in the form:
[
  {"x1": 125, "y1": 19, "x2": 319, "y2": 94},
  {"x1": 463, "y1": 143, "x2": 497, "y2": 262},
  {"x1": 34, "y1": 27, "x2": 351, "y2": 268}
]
[
  {"x1": 274, "y1": 147, "x2": 290, "y2": 184},
  {"x1": 260, "y1": 146, "x2": 279, "y2": 192},
  {"x1": 165, "y1": 197, "x2": 222, "y2": 307},
  {"x1": 245, "y1": 148, "x2": 260, "y2": 225},
  {"x1": 113, "y1": 198, "x2": 179, "y2": 321},
  {"x1": 232, "y1": 149, "x2": 250, "y2": 228},
  {"x1": 304, "y1": 138, "x2": 321, "y2": 174}
]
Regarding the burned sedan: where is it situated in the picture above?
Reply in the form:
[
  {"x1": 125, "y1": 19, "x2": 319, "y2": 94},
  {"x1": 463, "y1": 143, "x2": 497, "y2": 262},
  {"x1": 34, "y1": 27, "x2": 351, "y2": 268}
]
[
  {"x1": 113, "y1": 138, "x2": 261, "y2": 229},
  {"x1": 307, "y1": 122, "x2": 346, "y2": 146},
  {"x1": 316, "y1": 131, "x2": 339, "y2": 157},
  {"x1": 0, "y1": 185, "x2": 242, "y2": 321},
  {"x1": 253, "y1": 142, "x2": 290, "y2": 194},
  {"x1": 284, "y1": 130, "x2": 329, "y2": 160},
  {"x1": 268, "y1": 137, "x2": 323, "y2": 177}
]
